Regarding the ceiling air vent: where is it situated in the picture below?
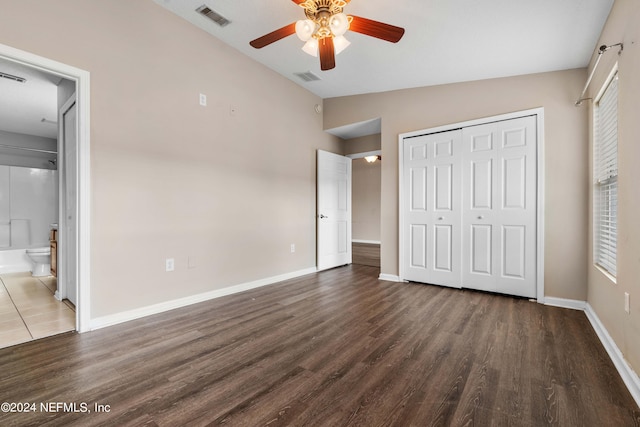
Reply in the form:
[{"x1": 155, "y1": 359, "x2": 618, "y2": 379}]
[
  {"x1": 294, "y1": 71, "x2": 321, "y2": 83},
  {"x1": 196, "y1": 5, "x2": 230, "y2": 27},
  {"x1": 0, "y1": 71, "x2": 26, "y2": 83}
]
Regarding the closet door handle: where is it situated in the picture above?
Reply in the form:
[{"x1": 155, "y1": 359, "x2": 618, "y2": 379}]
[
  {"x1": 477, "y1": 215, "x2": 484, "y2": 220},
  {"x1": 438, "y1": 217, "x2": 444, "y2": 220}
]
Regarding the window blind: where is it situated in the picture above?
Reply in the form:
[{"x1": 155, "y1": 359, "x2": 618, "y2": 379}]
[{"x1": 594, "y1": 74, "x2": 618, "y2": 276}]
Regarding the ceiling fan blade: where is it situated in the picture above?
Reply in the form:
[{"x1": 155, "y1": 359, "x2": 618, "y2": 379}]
[
  {"x1": 319, "y1": 37, "x2": 336, "y2": 71},
  {"x1": 348, "y1": 15, "x2": 405, "y2": 43},
  {"x1": 249, "y1": 23, "x2": 296, "y2": 49}
]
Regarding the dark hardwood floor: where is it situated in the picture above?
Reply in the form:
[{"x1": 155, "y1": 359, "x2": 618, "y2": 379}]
[
  {"x1": 352, "y1": 242, "x2": 381, "y2": 268},
  {"x1": 0, "y1": 265, "x2": 638, "y2": 426}
]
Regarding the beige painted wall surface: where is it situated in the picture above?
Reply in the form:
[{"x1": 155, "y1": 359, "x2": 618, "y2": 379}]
[
  {"x1": 0, "y1": 0, "x2": 341, "y2": 318},
  {"x1": 344, "y1": 134, "x2": 382, "y2": 242},
  {"x1": 351, "y1": 158, "x2": 381, "y2": 242},
  {"x1": 343, "y1": 133, "x2": 381, "y2": 155},
  {"x1": 586, "y1": 0, "x2": 640, "y2": 374},
  {"x1": 325, "y1": 69, "x2": 589, "y2": 300}
]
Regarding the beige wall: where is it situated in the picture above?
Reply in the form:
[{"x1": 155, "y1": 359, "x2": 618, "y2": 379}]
[
  {"x1": 344, "y1": 134, "x2": 381, "y2": 242},
  {"x1": 325, "y1": 69, "x2": 589, "y2": 300},
  {"x1": 586, "y1": 0, "x2": 640, "y2": 373},
  {"x1": 0, "y1": 0, "x2": 341, "y2": 318},
  {"x1": 343, "y1": 133, "x2": 381, "y2": 155},
  {"x1": 351, "y1": 158, "x2": 381, "y2": 242}
]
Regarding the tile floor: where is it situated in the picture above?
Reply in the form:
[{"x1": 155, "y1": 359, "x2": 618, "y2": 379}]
[{"x1": 0, "y1": 272, "x2": 75, "y2": 349}]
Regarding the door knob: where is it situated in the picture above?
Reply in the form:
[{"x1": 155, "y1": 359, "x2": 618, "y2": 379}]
[
  {"x1": 438, "y1": 217, "x2": 444, "y2": 220},
  {"x1": 477, "y1": 215, "x2": 484, "y2": 219},
  {"x1": 319, "y1": 214, "x2": 328, "y2": 219}
]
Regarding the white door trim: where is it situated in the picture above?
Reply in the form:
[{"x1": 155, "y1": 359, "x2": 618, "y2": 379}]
[
  {"x1": 0, "y1": 43, "x2": 92, "y2": 331},
  {"x1": 399, "y1": 108, "x2": 545, "y2": 302}
]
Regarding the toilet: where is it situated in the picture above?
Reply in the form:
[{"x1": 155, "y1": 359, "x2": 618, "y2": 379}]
[{"x1": 26, "y1": 247, "x2": 51, "y2": 277}]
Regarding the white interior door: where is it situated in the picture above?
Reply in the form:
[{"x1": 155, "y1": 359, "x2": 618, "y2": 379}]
[
  {"x1": 402, "y1": 130, "x2": 462, "y2": 288},
  {"x1": 462, "y1": 116, "x2": 537, "y2": 298},
  {"x1": 59, "y1": 98, "x2": 77, "y2": 306},
  {"x1": 317, "y1": 150, "x2": 352, "y2": 271}
]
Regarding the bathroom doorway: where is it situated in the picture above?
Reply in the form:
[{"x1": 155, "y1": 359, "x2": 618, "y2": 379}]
[{"x1": 0, "y1": 43, "x2": 91, "y2": 340}]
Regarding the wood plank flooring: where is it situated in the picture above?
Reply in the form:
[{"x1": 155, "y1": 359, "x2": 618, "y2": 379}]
[
  {"x1": 352, "y1": 243, "x2": 380, "y2": 268},
  {"x1": 0, "y1": 265, "x2": 638, "y2": 426}
]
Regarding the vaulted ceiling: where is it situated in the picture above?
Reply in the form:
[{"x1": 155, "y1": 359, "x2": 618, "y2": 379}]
[
  {"x1": 155, "y1": 0, "x2": 614, "y2": 99},
  {"x1": 0, "y1": 1, "x2": 615, "y2": 140}
]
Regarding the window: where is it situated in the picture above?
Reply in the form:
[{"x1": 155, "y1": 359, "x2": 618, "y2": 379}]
[{"x1": 594, "y1": 72, "x2": 618, "y2": 277}]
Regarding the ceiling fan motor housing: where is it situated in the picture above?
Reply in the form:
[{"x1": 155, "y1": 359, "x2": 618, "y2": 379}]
[
  {"x1": 301, "y1": 0, "x2": 347, "y2": 20},
  {"x1": 301, "y1": 0, "x2": 349, "y2": 39}
]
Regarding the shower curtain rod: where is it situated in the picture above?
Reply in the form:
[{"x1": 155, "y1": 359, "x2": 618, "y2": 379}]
[
  {"x1": 0, "y1": 143, "x2": 57, "y2": 155},
  {"x1": 575, "y1": 42, "x2": 623, "y2": 106}
]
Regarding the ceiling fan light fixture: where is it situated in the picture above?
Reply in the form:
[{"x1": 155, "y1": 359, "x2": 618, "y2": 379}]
[
  {"x1": 295, "y1": 19, "x2": 315, "y2": 41},
  {"x1": 333, "y1": 35, "x2": 350, "y2": 54},
  {"x1": 329, "y1": 12, "x2": 349, "y2": 36},
  {"x1": 302, "y1": 38, "x2": 319, "y2": 57}
]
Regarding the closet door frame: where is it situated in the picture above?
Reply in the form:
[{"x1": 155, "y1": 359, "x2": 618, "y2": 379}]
[{"x1": 398, "y1": 108, "x2": 545, "y2": 303}]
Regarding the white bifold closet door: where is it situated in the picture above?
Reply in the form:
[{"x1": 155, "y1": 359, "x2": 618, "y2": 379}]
[{"x1": 402, "y1": 115, "x2": 537, "y2": 298}]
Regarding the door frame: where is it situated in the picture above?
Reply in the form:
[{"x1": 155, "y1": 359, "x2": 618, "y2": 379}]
[
  {"x1": 398, "y1": 108, "x2": 545, "y2": 303},
  {"x1": 0, "y1": 43, "x2": 92, "y2": 331},
  {"x1": 346, "y1": 150, "x2": 382, "y2": 245}
]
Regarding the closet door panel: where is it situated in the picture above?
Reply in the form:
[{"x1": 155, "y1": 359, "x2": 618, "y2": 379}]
[
  {"x1": 462, "y1": 116, "x2": 537, "y2": 298},
  {"x1": 462, "y1": 122, "x2": 500, "y2": 291},
  {"x1": 495, "y1": 117, "x2": 537, "y2": 297},
  {"x1": 434, "y1": 225, "x2": 453, "y2": 272},
  {"x1": 410, "y1": 224, "x2": 427, "y2": 269},
  {"x1": 402, "y1": 130, "x2": 462, "y2": 288},
  {"x1": 471, "y1": 224, "x2": 492, "y2": 275},
  {"x1": 472, "y1": 159, "x2": 493, "y2": 209},
  {"x1": 502, "y1": 225, "x2": 526, "y2": 279}
]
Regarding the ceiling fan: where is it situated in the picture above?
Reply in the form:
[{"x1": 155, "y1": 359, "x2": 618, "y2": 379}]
[{"x1": 249, "y1": 0, "x2": 405, "y2": 71}]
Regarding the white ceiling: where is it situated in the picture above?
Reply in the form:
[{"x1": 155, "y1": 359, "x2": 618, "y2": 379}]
[
  {"x1": 155, "y1": 0, "x2": 614, "y2": 99},
  {"x1": 0, "y1": 1, "x2": 615, "y2": 141},
  {"x1": 0, "y1": 57, "x2": 60, "y2": 139}
]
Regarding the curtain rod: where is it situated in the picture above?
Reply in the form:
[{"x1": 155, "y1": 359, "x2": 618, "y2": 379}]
[
  {"x1": 575, "y1": 43, "x2": 623, "y2": 106},
  {"x1": 0, "y1": 143, "x2": 57, "y2": 155}
]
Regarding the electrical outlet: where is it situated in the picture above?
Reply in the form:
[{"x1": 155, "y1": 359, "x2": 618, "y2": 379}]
[
  {"x1": 625, "y1": 292, "x2": 630, "y2": 314},
  {"x1": 290, "y1": 244, "x2": 295, "y2": 253},
  {"x1": 199, "y1": 93, "x2": 207, "y2": 106},
  {"x1": 166, "y1": 258, "x2": 175, "y2": 272}
]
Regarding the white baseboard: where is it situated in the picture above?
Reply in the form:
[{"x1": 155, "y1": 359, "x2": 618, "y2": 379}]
[
  {"x1": 352, "y1": 239, "x2": 381, "y2": 245},
  {"x1": 584, "y1": 303, "x2": 640, "y2": 408},
  {"x1": 543, "y1": 297, "x2": 587, "y2": 311},
  {"x1": 543, "y1": 297, "x2": 640, "y2": 407},
  {"x1": 378, "y1": 274, "x2": 404, "y2": 282},
  {"x1": 90, "y1": 267, "x2": 317, "y2": 331}
]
